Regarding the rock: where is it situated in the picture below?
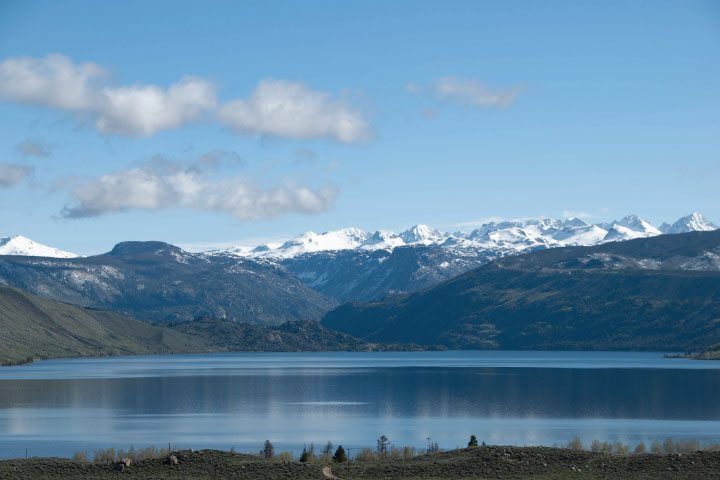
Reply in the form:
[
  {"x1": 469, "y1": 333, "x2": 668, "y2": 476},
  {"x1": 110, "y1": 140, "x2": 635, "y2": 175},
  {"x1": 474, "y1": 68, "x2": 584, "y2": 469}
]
[
  {"x1": 113, "y1": 463, "x2": 125, "y2": 472},
  {"x1": 120, "y1": 458, "x2": 131, "y2": 468},
  {"x1": 167, "y1": 455, "x2": 178, "y2": 466}
]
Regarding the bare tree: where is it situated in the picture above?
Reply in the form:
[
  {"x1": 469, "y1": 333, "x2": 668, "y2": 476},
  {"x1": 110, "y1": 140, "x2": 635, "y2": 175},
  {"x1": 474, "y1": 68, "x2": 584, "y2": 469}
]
[{"x1": 323, "y1": 441, "x2": 333, "y2": 456}]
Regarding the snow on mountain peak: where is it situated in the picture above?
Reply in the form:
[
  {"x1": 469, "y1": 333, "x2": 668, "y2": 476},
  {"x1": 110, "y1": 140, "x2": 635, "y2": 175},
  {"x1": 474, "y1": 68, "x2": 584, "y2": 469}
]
[
  {"x1": 662, "y1": 212, "x2": 718, "y2": 234},
  {"x1": 614, "y1": 215, "x2": 662, "y2": 235},
  {"x1": 399, "y1": 224, "x2": 445, "y2": 244},
  {"x1": 0, "y1": 235, "x2": 78, "y2": 258},
  {"x1": 215, "y1": 212, "x2": 717, "y2": 258}
]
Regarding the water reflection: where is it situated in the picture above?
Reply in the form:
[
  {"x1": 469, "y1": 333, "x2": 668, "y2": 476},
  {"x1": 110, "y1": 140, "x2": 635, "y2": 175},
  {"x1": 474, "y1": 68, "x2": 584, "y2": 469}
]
[{"x1": 0, "y1": 352, "x2": 718, "y2": 458}]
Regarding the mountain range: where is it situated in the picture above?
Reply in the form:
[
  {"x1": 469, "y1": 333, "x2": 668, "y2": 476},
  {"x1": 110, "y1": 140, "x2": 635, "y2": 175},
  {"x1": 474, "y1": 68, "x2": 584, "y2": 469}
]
[
  {"x1": 1, "y1": 212, "x2": 717, "y2": 325},
  {"x1": 322, "y1": 230, "x2": 720, "y2": 351},
  {"x1": 268, "y1": 213, "x2": 718, "y2": 302},
  {"x1": 0, "y1": 241, "x2": 335, "y2": 325}
]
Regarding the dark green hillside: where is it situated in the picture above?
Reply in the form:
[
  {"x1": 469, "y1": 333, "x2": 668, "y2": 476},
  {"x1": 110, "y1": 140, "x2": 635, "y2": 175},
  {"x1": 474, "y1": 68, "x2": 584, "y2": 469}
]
[
  {"x1": 0, "y1": 287, "x2": 435, "y2": 365},
  {"x1": 171, "y1": 318, "x2": 433, "y2": 352},
  {"x1": 0, "y1": 241, "x2": 336, "y2": 325},
  {"x1": 0, "y1": 286, "x2": 213, "y2": 365},
  {"x1": 323, "y1": 231, "x2": 720, "y2": 351}
]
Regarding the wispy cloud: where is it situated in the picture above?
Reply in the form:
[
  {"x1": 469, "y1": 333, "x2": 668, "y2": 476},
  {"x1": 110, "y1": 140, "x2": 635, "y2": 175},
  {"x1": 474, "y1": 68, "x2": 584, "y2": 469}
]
[
  {"x1": 61, "y1": 153, "x2": 338, "y2": 220},
  {"x1": 218, "y1": 79, "x2": 369, "y2": 143},
  {"x1": 0, "y1": 54, "x2": 370, "y2": 141},
  {"x1": 294, "y1": 148, "x2": 318, "y2": 165},
  {"x1": 0, "y1": 163, "x2": 34, "y2": 187},
  {"x1": 16, "y1": 139, "x2": 54, "y2": 158},
  {"x1": 435, "y1": 77, "x2": 524, "y2": 108},
  {"x1": 561, "y1": 210, "x2": 593, "y2": 219},
  {"x1": 408, "y1": 77, "x2": 524, "y2": 110}
]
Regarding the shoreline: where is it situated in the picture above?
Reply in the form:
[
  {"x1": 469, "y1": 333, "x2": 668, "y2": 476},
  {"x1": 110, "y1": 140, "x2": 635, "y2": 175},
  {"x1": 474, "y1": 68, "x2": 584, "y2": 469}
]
[
  {"x1": 4, "y1": 347, "x2": 715, "y2": 369},
  {"x1": 2, "y1": 446, "x2": 720, "y2": 479}
]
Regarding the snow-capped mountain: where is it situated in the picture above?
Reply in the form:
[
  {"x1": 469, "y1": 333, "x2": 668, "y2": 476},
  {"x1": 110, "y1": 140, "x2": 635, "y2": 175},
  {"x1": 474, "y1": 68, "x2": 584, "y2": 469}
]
[
  {"x1": 225, "y1": 213, "x2": 716, "y2": 260},
  {"x1": 212, "y1": 213, "x2": 719, "y2": 302},
  {"x1": 659, "y1": 212, "x2": 718, "y2": 234},
  {"x1": 0, "y1": 235, "x2": 77, "y2": 258}
]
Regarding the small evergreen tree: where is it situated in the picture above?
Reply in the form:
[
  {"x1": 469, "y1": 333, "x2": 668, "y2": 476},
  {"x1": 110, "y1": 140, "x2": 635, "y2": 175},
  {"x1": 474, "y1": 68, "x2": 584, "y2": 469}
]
[
  {"x1": 468, "y1": 435, "x2": 478, "y2": 447},
  {"x1": 262, "y1": 440, "x2": 274, "y2": 459},
  {"x1": 333, "y1": 445, "x2": 347, "y2": 463},
  {"x1": 299, "y1": 447, "x2": 310, "y2": 463}
]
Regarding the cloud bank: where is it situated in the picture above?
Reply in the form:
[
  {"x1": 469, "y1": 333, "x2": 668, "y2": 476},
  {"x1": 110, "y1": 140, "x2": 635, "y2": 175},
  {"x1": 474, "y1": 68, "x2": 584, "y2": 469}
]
[
  {"x1": 0, "y1": 54, "x2": 369, "y2": 141},
  {"x1": 61, "y1": 154, "x2": 338, "y2": 220}
]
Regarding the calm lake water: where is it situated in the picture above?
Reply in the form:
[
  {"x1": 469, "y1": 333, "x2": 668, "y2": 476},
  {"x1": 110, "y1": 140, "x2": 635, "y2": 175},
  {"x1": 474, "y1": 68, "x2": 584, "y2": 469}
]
[{"x1": 0, "y1": 351, "x2": 719, "y2": 459}]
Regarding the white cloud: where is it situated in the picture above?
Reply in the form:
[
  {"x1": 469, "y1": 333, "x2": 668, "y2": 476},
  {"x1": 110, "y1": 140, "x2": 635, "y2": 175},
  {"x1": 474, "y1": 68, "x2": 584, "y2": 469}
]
[
  {"x1": 218, "y1": 79, "x2": 370, "y2": 143},
  {"x1": 96, "y1": 76, "x2": 216, "y2": 136},
  {"x1": 0, "y1": 54, "x2": 103, "y2": 110},
  {"x1": 1, "y1": 55, "x2": 369, "y2": 141},
  {"x1": 0, "y1": 54, "x2": 216, "y2": 136},
  {"x1": 435, "y1": 77, "x2": 523, "y2": 108},
  {"x1": 0, "y1": 163, "x2": 34, "y2": 187},
  {"x1": 61, "y1": 155, "x2": 338, "y2": 220}
]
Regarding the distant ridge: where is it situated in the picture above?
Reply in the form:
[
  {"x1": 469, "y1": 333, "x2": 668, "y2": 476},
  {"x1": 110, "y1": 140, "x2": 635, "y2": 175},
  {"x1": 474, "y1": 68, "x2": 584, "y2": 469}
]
[{"x1": 323, "y1": 230, "x2": 720, "y2": 351}]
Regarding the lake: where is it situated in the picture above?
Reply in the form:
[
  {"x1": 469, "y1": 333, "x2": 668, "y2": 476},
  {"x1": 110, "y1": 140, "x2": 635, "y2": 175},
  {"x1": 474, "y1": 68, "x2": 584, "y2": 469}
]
[{"x1": 0, "y1": 351, "x2": 719, "y2": 459}]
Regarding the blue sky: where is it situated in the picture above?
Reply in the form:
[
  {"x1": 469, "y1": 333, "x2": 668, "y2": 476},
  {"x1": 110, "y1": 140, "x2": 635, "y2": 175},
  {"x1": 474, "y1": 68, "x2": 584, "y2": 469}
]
[{"x1": 0, "y1": 0, "x2": 718, "y2": 254}]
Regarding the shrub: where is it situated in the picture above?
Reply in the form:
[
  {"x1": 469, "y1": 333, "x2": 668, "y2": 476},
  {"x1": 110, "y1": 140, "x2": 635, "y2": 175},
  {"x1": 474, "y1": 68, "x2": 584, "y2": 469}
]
[
  {"x1": 634, "y1": 442, "x2": 646, "y2": 454},
  {"x1": 590, "y1": 440, "x2": 612, "y2": 453},
  {"x1": 613, "y1": 441, "x2": 630, "y2": 455},
  {"x1": 650, "y1": 441, "x2": 663, "y2": 454},
  {"x1": 663, "y1": 438, "x2": 675, "y2": 454},
  {"x1": 468, "y1": 435, "x2": 478, "y2": 447},
  {"x1": 567, "y1": 437, "x2": 584, "y2": 451},
  {"x1": 72, "y1": 451, "x2": 87, "y2": 462},
  {"x1": 675, "y1": 440, "x2": 700, "y2": 453},
  {"x1": 93, "y1": 448, "x2": 116, "y2": 464},
  {"x1": 402, "y1": 446, "x2": 416, "y2": 458},
  {"x1": 389, "y1": 445, "x2": 403, "y2": 459},
  {"x1": 275, "y1": 451, "x2": 294, "y2": 461},
  {"x1": 355, "y1": 448, "x2": 378, "y2": 462}
]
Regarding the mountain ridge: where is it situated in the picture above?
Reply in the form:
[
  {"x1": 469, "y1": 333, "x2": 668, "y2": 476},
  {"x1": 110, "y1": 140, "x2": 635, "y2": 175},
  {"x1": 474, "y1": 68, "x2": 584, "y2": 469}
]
[{"x1": 322, "y1": 230, "x2": 720, "y2": 351}]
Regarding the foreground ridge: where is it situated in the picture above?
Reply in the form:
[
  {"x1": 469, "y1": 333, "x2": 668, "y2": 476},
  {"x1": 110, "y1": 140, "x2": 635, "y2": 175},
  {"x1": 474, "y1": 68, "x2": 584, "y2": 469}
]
[{"x1": 2, "y1": 446, "x2": 720, "y2": 479}]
